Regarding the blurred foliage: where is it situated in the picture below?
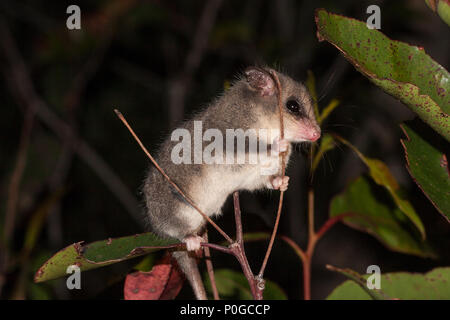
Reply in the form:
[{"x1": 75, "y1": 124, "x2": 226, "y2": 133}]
[
  {"x1": 330, "y1": 176, "x2": 435, "y2": 258},
  {"x1": 333, "y1": 135, "x2": 426, "y2": 238},
  {"x1": 425, "y1": 0, "x2": 450, "y2": 26}
]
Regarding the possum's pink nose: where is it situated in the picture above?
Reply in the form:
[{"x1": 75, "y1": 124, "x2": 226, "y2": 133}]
[
  {"x1": 309, "y1": 130, "x2": 321, "y2": 142},
  {"x1": 296, "y1": 123, "x2": 321, "y2": 142}
]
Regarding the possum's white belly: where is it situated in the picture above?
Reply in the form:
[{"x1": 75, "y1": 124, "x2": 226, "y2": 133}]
[
  {"x1": 191, "y1": 164, "x2": 274, "y2": 214},
  {"x1": 181, "y1": 150, "x2": 288, "y2": 234}
]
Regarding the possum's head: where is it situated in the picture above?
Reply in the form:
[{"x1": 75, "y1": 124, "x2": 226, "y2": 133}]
[{"x1": 244, "y1": 66, "x2": 321, "y2": 143}]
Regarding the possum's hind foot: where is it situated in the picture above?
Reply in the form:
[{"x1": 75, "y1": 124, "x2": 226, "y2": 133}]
[{"x1": 183, "y1": 235, "x2": 203, "y2": 251}]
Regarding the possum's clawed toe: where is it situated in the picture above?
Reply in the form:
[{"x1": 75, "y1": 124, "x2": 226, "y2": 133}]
[{"x1": 183, "y1": 235, "x2": 203, "y2": 251}]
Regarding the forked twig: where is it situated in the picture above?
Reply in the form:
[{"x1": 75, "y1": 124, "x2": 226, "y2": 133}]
[
  {"x1": 114, "y1": 109, "x2": 233, "y2": 244},
  {"x1": 232, "y1": 192, "x2": 263, "y2": 299}
]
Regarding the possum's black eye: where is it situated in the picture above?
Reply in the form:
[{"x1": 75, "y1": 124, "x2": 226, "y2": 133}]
[{"x1": 285, "y1": 99, "x2": 301, "y2": 114}]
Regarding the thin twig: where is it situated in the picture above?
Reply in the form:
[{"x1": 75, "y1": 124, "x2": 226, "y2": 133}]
[
  {"x1": 201, "y1": 243, "x2": 232, "y2": 254},
  {"x1": 302, "y1": 199, "x2": 351, "y2": 299},
  {"x1": 114, "y1": 109, "x2": 233, "y2": 244},
  {"x1": 279, "y1": 235, "x2": 307, "y2": 262},
  {"x1": 258, "y1": 70, "x2": 286, "y2": 278},
  {"x1": 233, "y1": 192, "x2": 243, "y2": 245},
  {"x1": 307, "y1": 188, "x2": 315, "y2": 238},
  {"x1": 303, "y1": 185, "x2": 318, "y2": 299},
  {"x1": 203, "y1": 231, "x2": 219, "y2": 300},
  {"x1": 315, "y1": 213, "x2": 353, "y2": 240}
]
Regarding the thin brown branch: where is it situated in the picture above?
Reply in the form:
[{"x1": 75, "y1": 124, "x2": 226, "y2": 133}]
[
  {"x1": 258, "y1": 70, "x2": 286, "y2": 278},
  {"x1": 301, "y1": 195, "x2": 350, "y2": 300},
  {"x1": 233, "y1": 192, "x2": 243, "y2": 244},
  {"x1": 302, "y1": 187, "x2": 316, "y2": 300},
  {"x1": 114, "y1": 109, "x2": 234, "y2": 244},
  {"x1": 307, "y1": 188, "x2": 315, "y2": 238},
  {"x1": 230, "y1": 243, "x2": 263, "y2": 300},
  {"x1": 302, "y1": 254, "x2": 312, "y2": 300},
  {"x1": 200, "y1": 243, "x2": 232, "y2": 254},
  {"x1": 203, "y1": 231, "x2": 219, "y2": 300},
  {"x1": 315, "y1": 213, "x2": 353, "y2": 241},
  {"x1": 279, "y1": 235, "x2": 307, "y2": 262}
]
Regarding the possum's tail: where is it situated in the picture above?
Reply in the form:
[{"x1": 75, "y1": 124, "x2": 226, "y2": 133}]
[{"x1": 172, "y1": 250, "x2": 207, "y2": 300}]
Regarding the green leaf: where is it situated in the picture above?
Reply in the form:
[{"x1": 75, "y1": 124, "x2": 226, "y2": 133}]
[
  {"x1": 330, "y1": 176, "x2": 435, "y2": 258},
  {"x1": 327, "y1": 267, "x2": 450, "y2": 299},
  {"x1": 317, "y1": 99, "x2": 340, "y2": 125},
  {"x1": 312, "y1": 133, "x2": 336, "y2": 172},
  {"x1": 334, "y1": 135, "x2": 426, "y2": 238},
  {"x1": 326, "y1": 265, "x2": 388, "y2": 300},
  {"x1": 365, "y1": 158, "x2": 425, "y2": 239},
  {"x1": 401, "y1": 124, "x2": 450, "y2": 221},
  {"x1": 34, "y1": 232, "x2": 179, "y2": 283},
  {"x1": 315, "y1": 9, "x2": 450, "y2": 141},
  {"x1": 305, "y1": 70, "x2": 340, "y2": 125},
  {"x1": 426, "y1": 0, "x2": 450, "y2": 27},
  {"x1": 204, "y1": 269, "x2": 287, "y2": 300}
]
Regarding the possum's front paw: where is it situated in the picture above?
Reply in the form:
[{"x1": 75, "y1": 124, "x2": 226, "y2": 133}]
[
  {"x1": 183, "y1": 235, "x2": 203, "y2": 251},
  {"x1": 270, "y1": 176, "x2": 290, "y2": 192},
  {"x1": 272, "y1": 136, "x2": 290, "y2": 155}
]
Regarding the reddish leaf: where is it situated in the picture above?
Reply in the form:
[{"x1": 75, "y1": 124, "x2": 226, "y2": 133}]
[{"x1": 124, "y1": 254, "x2": 185, "y2": 300}]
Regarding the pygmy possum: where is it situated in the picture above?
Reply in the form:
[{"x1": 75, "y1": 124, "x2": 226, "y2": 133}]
[{"x1": 143, "y1": 66, "x2": 321, "y2": 300}]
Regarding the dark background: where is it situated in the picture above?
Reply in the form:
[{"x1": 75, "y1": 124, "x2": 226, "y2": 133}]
[{"x1": 0, "y1": 0, "x2": 449, "y2": 299}]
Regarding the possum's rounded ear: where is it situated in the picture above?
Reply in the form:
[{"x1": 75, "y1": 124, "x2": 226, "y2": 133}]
[{"x1": 244, "y1": 67, "x2": 275, "y2": 96}]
